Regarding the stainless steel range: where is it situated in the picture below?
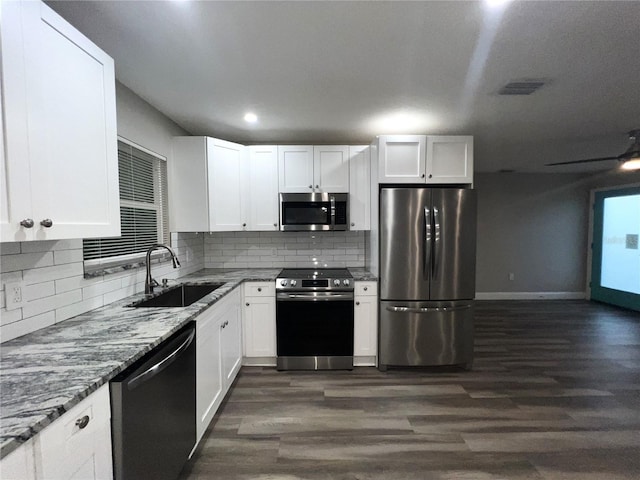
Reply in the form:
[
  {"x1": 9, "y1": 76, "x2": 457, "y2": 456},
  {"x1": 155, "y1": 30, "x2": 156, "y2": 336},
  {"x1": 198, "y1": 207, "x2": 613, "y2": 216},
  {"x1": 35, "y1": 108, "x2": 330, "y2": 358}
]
[{"x1": 276, "y1": 268, "x2": 354, "y2": 370}]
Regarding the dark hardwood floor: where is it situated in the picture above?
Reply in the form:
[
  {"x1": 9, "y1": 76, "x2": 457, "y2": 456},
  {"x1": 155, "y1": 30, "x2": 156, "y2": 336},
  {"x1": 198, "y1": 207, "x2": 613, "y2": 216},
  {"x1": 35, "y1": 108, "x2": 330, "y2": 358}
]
[{"x1": 179, "y1": 300, "x2": 640, "y2": 479}]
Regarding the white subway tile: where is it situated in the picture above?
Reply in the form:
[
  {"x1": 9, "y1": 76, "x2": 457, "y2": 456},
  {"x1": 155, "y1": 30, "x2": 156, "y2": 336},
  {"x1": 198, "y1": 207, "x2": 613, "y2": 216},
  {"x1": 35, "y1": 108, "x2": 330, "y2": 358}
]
[
  {"x1": 55, "y1": 274, "x2": 102, "y2": 294},
  {"x1": 24, "y1": 281, "x2": 55, "y2": 301},
  {"x1": 1, "y1": 312, "x2": 55, "y2": 342},
  {"x1": 53, "y1": 249, "x2": 83, "y2": 265},
  {"x1": 0, "y1": 308, "x2": 23, "y2": 326},
  {"x1": 0, "y1": 272, "x2": 23, "y2": 290},
  {"x1": 82, "y1": 278, "x2": 122, "y2": 299},
  {"x1": 0, "y1": 243, "x2": 21, "y2": 255},
  {"x1": 55, "y1": 296, "x2": 103, "y2": 323},
  {"x1": 0, "y1": 252, "x2": 54, "y2": 273},
  {"x1": 23, "y1": 262, "x2": 83, "y2": 285},
  {"x1": 22, "y1": 290, "x2": 82, "y2": 319}
]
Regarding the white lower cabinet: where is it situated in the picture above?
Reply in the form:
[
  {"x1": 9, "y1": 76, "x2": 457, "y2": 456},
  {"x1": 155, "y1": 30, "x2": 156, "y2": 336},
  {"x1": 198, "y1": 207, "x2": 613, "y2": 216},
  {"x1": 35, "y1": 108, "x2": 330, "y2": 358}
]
[
  {"x1": 242, "y1": 282, "x2": 276, "y2": 366},
  {"x1": 195, "y1": 288, "x2": 242, "y2": 444},
  {"x1": 0, "y1": 439, "x2": 36, "y2": 480},
  {"x1": 35, "y1": 384, "x2": 112, "y2": 480},
  {"x1": 354, "y1": 281, "x2": 378, "y2": 366}
]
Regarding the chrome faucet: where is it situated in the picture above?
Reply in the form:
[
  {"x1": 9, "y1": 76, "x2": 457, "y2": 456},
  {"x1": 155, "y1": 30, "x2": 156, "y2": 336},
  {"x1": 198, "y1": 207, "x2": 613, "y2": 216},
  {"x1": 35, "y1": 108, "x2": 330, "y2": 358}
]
[{"x1": 145, "y1": 244, "x2": 181, "y2": 294}]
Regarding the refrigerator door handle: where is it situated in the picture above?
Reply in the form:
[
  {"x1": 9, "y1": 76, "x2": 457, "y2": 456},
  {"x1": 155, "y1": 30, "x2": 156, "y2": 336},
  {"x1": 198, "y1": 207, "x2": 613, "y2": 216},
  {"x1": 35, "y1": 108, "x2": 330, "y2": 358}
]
[
  {"x1": 433, "y1": 206, "x2": 441, "y2": 279},
  {"x1": 424, "y1": 207, "x2": 431, "y2": 279},
  {"x1": 386, "y1": 305, "x2": 472, "y2": 313}
]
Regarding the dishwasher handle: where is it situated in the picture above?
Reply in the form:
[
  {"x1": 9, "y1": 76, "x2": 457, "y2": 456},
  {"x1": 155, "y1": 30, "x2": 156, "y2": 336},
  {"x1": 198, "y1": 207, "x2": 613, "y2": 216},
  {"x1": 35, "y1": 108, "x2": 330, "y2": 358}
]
[{"x1": 127, "y1": 328, "x2": 195, "y2": 391}]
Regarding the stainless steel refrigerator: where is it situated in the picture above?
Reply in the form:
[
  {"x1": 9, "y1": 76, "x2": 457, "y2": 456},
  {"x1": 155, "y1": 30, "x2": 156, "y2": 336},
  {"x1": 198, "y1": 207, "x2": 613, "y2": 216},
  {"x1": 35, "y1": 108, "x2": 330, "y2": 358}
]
[{"x1": 379, "y1": 187, "x2": 477, "y2": 370}]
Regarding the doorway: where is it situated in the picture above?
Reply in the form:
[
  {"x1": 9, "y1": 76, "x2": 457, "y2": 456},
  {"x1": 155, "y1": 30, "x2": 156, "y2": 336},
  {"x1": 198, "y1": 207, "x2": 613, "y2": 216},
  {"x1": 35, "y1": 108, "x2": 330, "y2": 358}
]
[{"x1": 590, "y1": 185, "x2": 640, "y2": 311}]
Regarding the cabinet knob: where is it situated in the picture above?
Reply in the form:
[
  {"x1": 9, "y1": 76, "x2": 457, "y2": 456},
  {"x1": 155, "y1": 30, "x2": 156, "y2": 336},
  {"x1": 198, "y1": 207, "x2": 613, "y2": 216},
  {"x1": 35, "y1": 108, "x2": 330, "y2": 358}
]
[
  {"x1": 308, "y1": 185, "x2": 313, "y2": 189},
  {"x1": 315, "y1": 185, "x2": 319, "y2": 189},
  {"x1": 242, "y1": 223, "x2": 247, "y2": 227},
  {"x1": 20, "y1": 218, "x2": 34, "y2": 228},
  {"x1": 428, "y1": 174, "x2": 433, "y2": 179},
  {"x1": 363, "y1": 286, "x2": 368, "y2": 291},
  {"x1": 40, "y1": 219, "x2": 53, "y2": 228},
  {"x1": 421, "y1": 173, "x2": 425, "y2": 178},
  {"x1": 246, "y1": 302, "x2": 250, "y2": 306},
  {"x1": 273, "y1": 223, "x2": 277, "y2": 227},
  {"x1": 257, "y1": 288, "x2": 262, "y2": 292},
  {"x1": 351, "y1": 222, "x2": 355, "y2": 227},
  {"x1": 75, "y1": 415, "x2": 90, "y2": 429},
  {"x1": 356, "y1": 301, "x2": 360, "y2": 306}
]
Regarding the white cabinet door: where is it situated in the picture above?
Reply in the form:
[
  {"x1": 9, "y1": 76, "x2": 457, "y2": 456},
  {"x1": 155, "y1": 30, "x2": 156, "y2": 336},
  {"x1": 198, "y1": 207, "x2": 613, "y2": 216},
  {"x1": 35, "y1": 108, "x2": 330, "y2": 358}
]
[
  {"x1": 0, "y1": 440, "x2": 36, "y2": 480},
  {"x1": 242, "y1": 282, "x2": 276, "y2": 362},
  {"x1": 348, "y1": 146, "x2": 370, "y2": 231},
  {"x1": 313, "y1": 146, "x2": 350, "y2": 192},
  {"x1": 247, "y1": 146, "x2": 279, "y2": 230},
  {"x1": 196, "y1": 303, "x2": 224, "y2": 443},
  {"x1": 426, "y1": 136, "x2": 474, "y2": 184},
  {"x1": 378, "y1": 135, "x2": 426, "y2": 183},
  {"x1": 170, "y1": 137, "x2": 210, "y2": 232},
  {"x1": 0, "y1": 0, "x2": 119, "y2": 242},
  {"x1": 208, "y1": 138, "x2": 247, "y2": 231},
  {"x1": 36, "y1": 385, "x2": 113, "y2": 480},
  {"x1": 221, "y1": 292, "x2": 242, "y2": 388},
  {"x1": 278, "y1": 146, "x2": 314, "y2": 193},
  {"x1": 354, "y1": 281, "x2": 378, "y2": 366}
]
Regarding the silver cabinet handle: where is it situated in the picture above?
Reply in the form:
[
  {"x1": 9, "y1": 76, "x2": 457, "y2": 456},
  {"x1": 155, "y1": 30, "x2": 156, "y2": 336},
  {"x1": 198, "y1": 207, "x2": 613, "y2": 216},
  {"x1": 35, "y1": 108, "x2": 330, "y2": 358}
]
[
  {"x1": 40, "y1": 219, "x2": 53, "y2": 228},
  {"x1": 75, "y1": 415, "x2": 90, "y2": 429},
  {"x1": 20, "y1": 219, "x2": 34, "y2": 228}
]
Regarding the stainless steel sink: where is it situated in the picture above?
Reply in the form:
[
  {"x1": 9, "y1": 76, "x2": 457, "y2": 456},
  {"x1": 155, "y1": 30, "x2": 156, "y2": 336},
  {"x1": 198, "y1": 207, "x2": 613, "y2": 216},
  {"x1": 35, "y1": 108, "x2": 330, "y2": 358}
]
[{"x1": 130, "y1": 284, "x2": 223, "y2": 308}]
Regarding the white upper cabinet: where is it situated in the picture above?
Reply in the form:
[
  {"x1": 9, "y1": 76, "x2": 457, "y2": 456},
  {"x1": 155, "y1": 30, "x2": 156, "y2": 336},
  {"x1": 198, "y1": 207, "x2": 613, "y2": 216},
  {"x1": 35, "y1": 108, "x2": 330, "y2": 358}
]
[
  {"x1": 278, "y1": 145, "x2": 350, "y2": 193},
  {"x1": 0, "y1": 0, "x2": 120, "y2": 242},
  {"x1": 378, "y1": 135, "x2": 473, "y2": 185},
  {"x1": 378, "y1": 135, "x2": 426, "y2": 183},
  {"x1": 313, "y1": 146, "x2": 350, "y2": 192},
  {"x1": 349, "y1": 146, "x2": 371, "y2": 231},
  {"x1": 207, "y1": 138, "x2": 246, "y2": 231},
  {"x1": 426, "y1": 136, "x2": 473, "y2": 184},
  {"x1": 247, "y1": 146, "x2": 279, "y2": 230},
  {"x1": 278, "y1": 145, "x2": 314, "y2": 193},
  {"x1": 170, "y1": 138, "x2": 279, "y2": 232}
]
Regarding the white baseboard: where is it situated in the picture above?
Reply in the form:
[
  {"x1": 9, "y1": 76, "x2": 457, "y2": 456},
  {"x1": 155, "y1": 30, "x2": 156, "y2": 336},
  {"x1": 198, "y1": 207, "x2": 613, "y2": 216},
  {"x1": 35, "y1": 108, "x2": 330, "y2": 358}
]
[{"x1": 476, "y1": 291, "x2": 586, "y2": 300}]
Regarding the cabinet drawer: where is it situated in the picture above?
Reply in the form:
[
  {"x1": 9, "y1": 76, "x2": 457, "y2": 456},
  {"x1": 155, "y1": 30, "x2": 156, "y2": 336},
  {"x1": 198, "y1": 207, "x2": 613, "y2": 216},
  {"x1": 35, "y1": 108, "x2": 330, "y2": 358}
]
[
  {"x1": 37, "y1": 384, "x2": 112, "y2": 480},
  {"x1": 244, "y1": 282, "x2": 274, "y2": 297},
  {"x1": 355, "y1": 282, "x2": 377, "y2": 296}
]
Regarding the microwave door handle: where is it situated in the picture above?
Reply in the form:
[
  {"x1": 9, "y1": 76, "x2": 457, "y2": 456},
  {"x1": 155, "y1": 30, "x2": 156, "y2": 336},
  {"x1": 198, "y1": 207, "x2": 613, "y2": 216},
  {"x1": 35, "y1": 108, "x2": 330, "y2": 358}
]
[{"x1": 330, "y1": 195, "x2": 336, "y2": 227}]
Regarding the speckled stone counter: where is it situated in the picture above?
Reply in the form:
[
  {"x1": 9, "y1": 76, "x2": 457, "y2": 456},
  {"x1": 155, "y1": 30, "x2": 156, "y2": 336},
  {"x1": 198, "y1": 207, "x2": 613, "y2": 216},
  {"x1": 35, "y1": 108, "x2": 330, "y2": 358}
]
[
  {"x1": 0, "y1": 268, "x2": 280, "y2": 459},
  {"x1": 0, "y1": 267, "x2": 375, "y2": 459},
  {"x1": 348, "y1": 267, "x2": 378, "y2": 282}
]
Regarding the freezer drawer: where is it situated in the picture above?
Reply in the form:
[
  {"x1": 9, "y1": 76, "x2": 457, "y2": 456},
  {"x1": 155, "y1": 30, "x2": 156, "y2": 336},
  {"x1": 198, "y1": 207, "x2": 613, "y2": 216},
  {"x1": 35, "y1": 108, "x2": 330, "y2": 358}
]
[{"x1": 379, "y1": 300, "x2": 474, "y2": 368}]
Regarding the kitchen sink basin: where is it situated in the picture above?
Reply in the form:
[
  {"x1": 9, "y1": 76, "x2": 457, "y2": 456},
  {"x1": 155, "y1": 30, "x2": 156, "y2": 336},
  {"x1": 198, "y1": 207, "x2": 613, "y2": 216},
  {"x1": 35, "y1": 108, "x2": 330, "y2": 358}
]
[{"x1": 130, "y1": 283, "x2": 223, "y2": 308}]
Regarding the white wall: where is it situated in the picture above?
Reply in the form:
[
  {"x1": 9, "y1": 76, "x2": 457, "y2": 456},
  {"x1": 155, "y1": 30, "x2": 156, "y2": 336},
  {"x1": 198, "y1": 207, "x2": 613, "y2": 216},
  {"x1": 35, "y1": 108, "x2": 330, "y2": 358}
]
[{"x1": 0, "y1": 83, "x2": 204, "y2": 342}]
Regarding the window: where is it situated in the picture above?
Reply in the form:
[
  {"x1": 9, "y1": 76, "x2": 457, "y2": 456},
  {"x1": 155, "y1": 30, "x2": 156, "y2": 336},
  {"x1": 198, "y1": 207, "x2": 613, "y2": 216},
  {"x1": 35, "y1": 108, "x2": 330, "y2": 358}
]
[{"x1": 83, "y1": 138, "x2": 169, "y2": 276}]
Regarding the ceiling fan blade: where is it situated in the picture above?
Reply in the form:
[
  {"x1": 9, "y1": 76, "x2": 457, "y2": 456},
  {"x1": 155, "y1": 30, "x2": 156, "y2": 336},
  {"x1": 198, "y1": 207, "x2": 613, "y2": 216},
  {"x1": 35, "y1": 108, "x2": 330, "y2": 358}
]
[{"x1": 545, "y1": 156, "x2": 620, "y2": 166}]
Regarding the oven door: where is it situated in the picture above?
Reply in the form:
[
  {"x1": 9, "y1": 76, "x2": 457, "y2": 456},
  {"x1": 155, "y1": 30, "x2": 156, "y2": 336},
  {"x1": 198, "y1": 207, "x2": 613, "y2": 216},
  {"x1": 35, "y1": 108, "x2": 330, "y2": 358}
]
[{"x1": 276, "y1": 291, "x2": 354, "y2": 370}]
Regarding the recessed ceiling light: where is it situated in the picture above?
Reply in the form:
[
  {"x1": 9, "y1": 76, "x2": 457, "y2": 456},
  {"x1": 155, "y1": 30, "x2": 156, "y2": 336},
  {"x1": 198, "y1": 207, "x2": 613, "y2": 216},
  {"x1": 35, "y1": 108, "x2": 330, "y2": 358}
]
[
  {"x1": 244, "y1": 112, "x2": 258, "y2": 123},
  {"x1": 621, "y1": 158, "x2": 640, "y2": 171}
]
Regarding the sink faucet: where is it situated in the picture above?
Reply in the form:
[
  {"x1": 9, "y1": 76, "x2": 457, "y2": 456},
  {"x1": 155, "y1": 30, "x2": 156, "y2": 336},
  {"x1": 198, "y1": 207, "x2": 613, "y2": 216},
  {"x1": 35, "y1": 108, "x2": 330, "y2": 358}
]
[{"x1": 145, "y1": 244, "x2": 181, "y2": 294}]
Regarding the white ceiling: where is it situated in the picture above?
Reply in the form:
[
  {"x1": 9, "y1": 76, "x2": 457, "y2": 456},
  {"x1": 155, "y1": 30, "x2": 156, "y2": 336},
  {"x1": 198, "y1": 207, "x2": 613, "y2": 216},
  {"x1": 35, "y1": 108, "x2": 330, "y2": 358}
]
[{"x1": 46, "y1": 0, "x2": 640, "y2": 173}]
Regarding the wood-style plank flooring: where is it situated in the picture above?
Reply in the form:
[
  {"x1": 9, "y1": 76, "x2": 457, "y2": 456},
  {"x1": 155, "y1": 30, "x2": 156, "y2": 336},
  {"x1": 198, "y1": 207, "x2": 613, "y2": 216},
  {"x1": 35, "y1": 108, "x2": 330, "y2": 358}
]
[{"x1": 179, "y1": 300, "x2": 640, "y2": 479}]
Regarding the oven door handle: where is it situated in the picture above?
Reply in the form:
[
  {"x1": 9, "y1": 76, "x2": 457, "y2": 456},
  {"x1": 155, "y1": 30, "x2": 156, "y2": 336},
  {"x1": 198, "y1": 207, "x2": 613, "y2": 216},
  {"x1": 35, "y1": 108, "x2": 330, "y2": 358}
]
[{"x1": 277, "y1": 292, "x2": 354, "y2": 301}]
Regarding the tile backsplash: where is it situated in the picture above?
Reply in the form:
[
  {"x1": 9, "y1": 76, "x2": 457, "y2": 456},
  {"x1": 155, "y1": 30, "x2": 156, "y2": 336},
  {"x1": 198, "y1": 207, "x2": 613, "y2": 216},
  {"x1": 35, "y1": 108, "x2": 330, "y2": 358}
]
[
  {"x1": 0, "y1": 232, "x2": 204, "y2": 342},
  {"x1": 204, "y1": 231, "x2": 366, "y2": 269}
]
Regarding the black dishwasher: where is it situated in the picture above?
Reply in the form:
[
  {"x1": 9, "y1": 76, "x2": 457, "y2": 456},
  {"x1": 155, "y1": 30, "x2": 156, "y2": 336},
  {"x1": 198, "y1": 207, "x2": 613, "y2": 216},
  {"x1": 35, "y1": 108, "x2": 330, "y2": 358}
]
[{"x1": 110, "y1": 322, "x2": 196, "y2": 480}]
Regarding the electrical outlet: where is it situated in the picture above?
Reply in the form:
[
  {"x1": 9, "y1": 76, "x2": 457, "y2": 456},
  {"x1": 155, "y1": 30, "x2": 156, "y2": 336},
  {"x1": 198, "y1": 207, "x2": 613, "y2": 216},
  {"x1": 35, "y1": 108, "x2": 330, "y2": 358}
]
[
  {"x1": 508, "y1": 273, "x2": 515, "y2": 281},
  {"x1": 5, "y1": 282, "x2": 25, "y2": 310}
]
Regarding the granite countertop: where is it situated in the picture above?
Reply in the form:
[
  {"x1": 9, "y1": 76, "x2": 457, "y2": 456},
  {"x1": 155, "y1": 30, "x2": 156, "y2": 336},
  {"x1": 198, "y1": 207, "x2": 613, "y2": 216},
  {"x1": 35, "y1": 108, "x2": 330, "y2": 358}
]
[{"x1": 0, "y1": 267, "x2": 375, "y2": 459}]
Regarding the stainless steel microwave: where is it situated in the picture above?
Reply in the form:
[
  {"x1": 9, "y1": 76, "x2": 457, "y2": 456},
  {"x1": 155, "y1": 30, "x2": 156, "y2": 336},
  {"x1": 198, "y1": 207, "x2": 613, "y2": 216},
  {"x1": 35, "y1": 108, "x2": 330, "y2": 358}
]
[{"x1": 279, "y1": 193, "x2": 349, "y2": 231}]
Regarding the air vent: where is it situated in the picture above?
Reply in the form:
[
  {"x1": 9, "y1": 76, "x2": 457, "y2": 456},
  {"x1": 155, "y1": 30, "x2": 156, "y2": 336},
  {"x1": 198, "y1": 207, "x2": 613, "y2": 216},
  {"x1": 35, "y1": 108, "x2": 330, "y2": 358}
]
[{"x1": 499, "y1": 80, "x2": 546, "y2": 95}]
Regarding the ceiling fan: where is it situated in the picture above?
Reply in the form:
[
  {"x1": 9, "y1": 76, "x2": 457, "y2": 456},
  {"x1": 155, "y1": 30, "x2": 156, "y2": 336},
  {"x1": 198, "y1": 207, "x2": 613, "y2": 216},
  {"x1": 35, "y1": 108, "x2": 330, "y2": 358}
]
[{"x1": 546, "y1": 129, "x2": 640, "y2": 170}]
